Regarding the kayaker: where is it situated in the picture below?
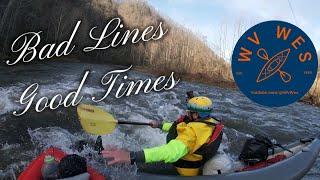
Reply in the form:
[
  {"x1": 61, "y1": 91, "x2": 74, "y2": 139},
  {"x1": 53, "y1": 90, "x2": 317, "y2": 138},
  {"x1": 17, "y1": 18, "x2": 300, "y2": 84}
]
[{"x1": 102, "y1": 92, "x2": 224, "y2": 176}]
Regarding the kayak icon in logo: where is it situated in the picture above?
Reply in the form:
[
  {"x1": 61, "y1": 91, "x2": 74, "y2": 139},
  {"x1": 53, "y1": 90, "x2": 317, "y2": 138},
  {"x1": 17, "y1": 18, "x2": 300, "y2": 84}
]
[
  {"x1": 256, "y1": 48, "x2": 291, "y2": 83},
  {"x1": 232, "y1": 21, "x2": 318, "y2": 107}
]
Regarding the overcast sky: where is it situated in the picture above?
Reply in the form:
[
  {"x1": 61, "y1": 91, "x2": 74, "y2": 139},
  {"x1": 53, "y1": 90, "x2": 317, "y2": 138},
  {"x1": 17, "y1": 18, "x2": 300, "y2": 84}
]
[{"x1": 147, "y1": 0, "x2": 320, "y2": 60}]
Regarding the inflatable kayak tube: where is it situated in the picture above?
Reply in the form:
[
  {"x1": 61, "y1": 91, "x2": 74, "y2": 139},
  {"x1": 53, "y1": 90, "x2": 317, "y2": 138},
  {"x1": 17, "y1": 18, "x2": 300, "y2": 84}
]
[
  {"x1": 18, "y1": 136, "x2": 320, "y2": 180},
  {"x1": 138, "y1": 135, "x2": 320, "y2": 180},
  {"x1": 18, "y1": 147, "x2": 105, "y2": 180}
]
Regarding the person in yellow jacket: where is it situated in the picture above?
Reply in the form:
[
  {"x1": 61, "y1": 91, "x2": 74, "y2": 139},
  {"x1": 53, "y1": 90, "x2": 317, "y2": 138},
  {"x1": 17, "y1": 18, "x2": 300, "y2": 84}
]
[{"x1": 102, "y1": 94, "x2": 223, "y2": 176}]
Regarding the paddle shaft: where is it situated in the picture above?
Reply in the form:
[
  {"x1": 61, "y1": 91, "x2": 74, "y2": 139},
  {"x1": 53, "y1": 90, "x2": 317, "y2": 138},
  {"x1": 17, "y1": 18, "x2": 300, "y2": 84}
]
[
  {"x1": 118, "y1": 115, "x2": 221, "y2": 126},
  {"x1": 117, "y1": 120, "x2": 151, "y2": 126}
]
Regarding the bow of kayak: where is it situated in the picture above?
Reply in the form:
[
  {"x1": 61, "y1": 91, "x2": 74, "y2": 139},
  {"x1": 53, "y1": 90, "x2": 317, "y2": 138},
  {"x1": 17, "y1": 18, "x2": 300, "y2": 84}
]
[{"x1": 18, "y1": 135, "x2": 320, "y2": 180}]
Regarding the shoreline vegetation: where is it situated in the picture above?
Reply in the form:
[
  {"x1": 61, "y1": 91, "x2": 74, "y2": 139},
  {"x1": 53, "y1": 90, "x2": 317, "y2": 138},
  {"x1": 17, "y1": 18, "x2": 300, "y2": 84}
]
[
  {"x1": 0, "y1": 0, "x2": 319, "y2": 107},
  {"x1": 133, "y1": 65, "x2": 320, "y2": 107},
  {"x1": 132, "y1": 65, "x2": 237, "y2": 89},
  {"x1": 303, "y1": 72, "x2": 320, "y2": 106}
]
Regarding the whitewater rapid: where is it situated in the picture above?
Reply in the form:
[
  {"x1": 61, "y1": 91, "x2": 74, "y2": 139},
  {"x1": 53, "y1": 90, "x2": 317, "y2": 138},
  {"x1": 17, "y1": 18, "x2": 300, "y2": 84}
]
[{"x1": 0, "y1": 61, "x2": 319, "y2": 179}]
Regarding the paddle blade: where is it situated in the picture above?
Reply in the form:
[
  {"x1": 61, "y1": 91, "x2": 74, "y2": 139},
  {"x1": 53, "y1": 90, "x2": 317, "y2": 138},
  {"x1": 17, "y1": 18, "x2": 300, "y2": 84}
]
[
  {"x1": 77, "y1": 104, "x2": 117, "y2": 135},
  {"x1": 279, "y1": 71, "x2": 292, "y2": 83}
]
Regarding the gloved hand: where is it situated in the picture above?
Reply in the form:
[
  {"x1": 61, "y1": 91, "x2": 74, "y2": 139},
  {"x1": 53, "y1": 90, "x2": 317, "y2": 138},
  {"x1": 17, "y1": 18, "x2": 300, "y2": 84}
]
[{"x1": 149, "y1": 120, "x2": 162, "y2": 128}]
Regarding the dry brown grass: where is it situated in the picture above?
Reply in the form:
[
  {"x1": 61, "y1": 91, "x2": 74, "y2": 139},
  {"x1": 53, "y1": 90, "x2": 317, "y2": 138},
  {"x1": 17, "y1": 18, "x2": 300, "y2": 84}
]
[
  {"x1": 303, "y1": 54, "x2": 320, "y2": 105},
  {"x1": 0, "y1": 0, "x2": 232, "y2": 83}
]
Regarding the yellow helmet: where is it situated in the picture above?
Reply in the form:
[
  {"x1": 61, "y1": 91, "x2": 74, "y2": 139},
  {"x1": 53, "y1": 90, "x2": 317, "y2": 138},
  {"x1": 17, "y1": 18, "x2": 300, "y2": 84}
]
[{"x1": 187, "y1": 96, "x2": 213, "y2": 117}]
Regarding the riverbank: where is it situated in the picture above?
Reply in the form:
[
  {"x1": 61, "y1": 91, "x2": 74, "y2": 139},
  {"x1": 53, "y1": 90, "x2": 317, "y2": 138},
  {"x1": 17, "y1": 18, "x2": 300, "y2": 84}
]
[
  {"x1": 133, "y1": 65, "x2": 320, "y2": 107},
  {"x1": 133, "y1": 65, "x2": 237, "y2": 90},
  {"x1": 301, "y1": 74, "x2": 320, "y2": 106}
]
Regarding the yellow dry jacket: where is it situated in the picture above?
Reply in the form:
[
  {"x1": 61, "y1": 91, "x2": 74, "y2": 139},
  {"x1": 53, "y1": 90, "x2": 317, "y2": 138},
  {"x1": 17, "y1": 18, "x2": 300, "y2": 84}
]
[{"x1": 143, "y1": 117, "x2": 222, "y2": 176}]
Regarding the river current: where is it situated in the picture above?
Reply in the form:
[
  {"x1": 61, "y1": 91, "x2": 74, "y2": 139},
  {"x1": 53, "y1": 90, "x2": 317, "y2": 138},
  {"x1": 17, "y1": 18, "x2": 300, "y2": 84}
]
[{"x1": 0, "y1": 62, "x2": 319, "y2": 179}]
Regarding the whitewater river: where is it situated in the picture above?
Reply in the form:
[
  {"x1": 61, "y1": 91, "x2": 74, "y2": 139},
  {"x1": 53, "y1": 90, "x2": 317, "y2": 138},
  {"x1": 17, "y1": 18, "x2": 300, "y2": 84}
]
[{"x1": 0, "y1": 62, "x2": 319, "y2": 179}]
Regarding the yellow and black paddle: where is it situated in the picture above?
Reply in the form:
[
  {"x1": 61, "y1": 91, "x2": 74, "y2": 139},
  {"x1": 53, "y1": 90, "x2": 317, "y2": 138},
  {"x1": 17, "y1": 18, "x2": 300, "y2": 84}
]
[{"x1": 77, "y1": 104, "x2": 152, "y2": 135}]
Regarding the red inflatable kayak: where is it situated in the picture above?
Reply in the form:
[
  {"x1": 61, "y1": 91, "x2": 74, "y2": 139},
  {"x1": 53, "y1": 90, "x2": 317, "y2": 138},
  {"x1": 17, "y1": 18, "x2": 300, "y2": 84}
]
[{"x1": 18, "y1": 147, "x2": 105, "y2": 180}]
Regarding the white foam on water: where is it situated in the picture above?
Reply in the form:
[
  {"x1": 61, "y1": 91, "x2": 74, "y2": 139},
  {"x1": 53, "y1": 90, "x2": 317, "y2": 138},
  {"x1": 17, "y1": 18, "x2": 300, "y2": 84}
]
[
  {"x1": 203, "y1": 133, "x2": 234, "y2": 175},
  {"x1": 0, "y1": 86, "x2": 24, "y2": 116},
  {"x1": 0, "y1": 93, "x2": 13, "y2": 115},
  {"x1": 100, "y1": 125, "x2": 166, "y2": 152},
  {"x1": 0, "y1": 143, "x2": 20, "y2": 151},
  {"x1": 37, "y1": 81, "x2": 78, "y2": 97},
  {"x1": 101, "y1": 128, "x2": 135, "y2": 149},
  {"x1": 225, "y1": 97, "x2": 238, "y2": 106},
  {"x1": 81, "y1": 86, "x2": 105, "y2": 95},
  {"x1": 0, "y1": 166, "x2": 17, "y2": 180},
  {"x1": 28, "y1": 127, "x2": 78, "y2": 154},
  {"x1": 203, "y1": 153, "x2": 233, "y2": 175},
  {"x1": 157, "y1": 104, "x2": 184, "y2": 121},
  {"x1": 124, "y1": 101, "x2": 147, "y2": 114},
  {"x1": 126, "y1": 113, "x2": 149, "y2": 123},
  {"x1": 127, "y1": 113, "x2": 167, "y2": 148},
  {"x1": 163, "y1": 91, "x2": 181, "y2": 105},
  {"x1": 148, "y1": 91, "x2": 181, "y2": 106}
]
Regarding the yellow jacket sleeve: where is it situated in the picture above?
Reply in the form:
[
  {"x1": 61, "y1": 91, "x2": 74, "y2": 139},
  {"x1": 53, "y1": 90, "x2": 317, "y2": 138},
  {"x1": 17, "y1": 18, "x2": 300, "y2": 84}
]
[{"x1": 175, "y1": 122, "x2": 197, "y2": 152}]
